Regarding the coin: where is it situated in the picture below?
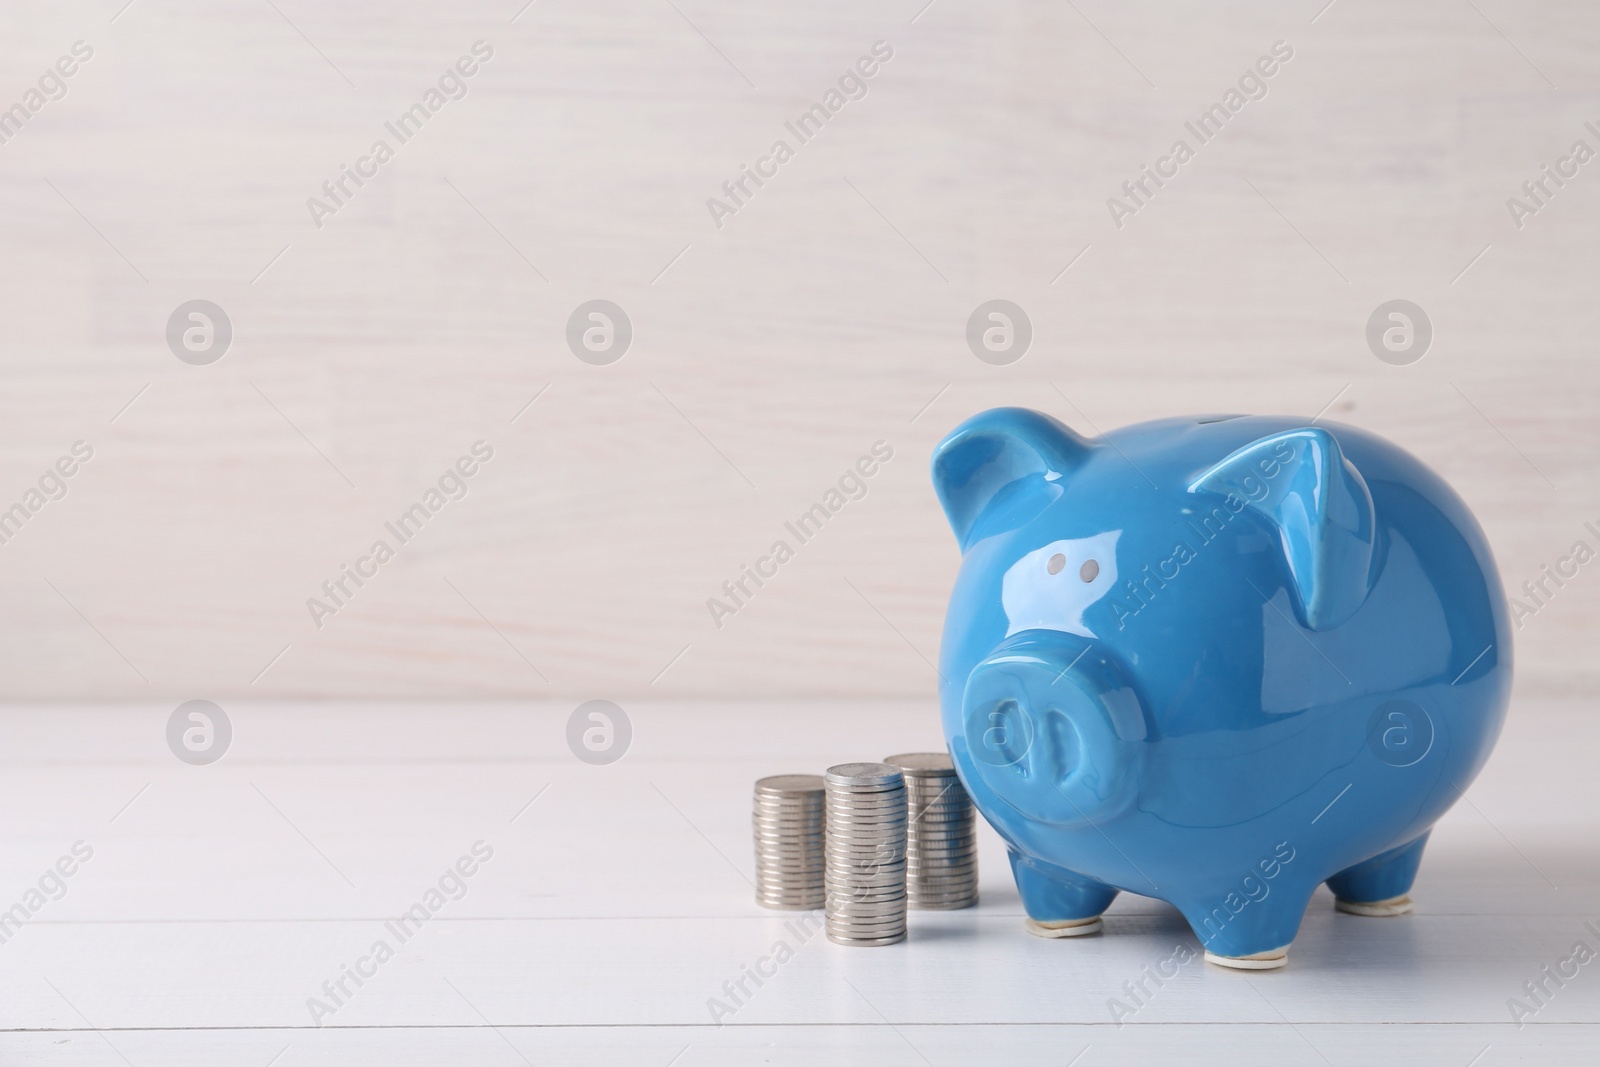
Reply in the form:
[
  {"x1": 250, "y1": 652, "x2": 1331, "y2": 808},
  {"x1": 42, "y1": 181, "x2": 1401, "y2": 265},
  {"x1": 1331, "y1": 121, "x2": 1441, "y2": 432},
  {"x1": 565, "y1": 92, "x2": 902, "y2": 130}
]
[
  {"x1": 884, "y1": 752, "x2": 978, "y2": 911},
  {"x1": 752, "y1": 772, "x2": 827, "y2": 911}
]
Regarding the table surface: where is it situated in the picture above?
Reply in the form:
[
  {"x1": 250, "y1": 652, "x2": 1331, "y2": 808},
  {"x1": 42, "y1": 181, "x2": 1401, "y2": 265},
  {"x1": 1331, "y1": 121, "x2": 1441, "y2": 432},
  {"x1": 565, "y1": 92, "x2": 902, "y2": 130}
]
[{"x1": 0, "y1": 696, "x2": 1594, "y2": 1065}]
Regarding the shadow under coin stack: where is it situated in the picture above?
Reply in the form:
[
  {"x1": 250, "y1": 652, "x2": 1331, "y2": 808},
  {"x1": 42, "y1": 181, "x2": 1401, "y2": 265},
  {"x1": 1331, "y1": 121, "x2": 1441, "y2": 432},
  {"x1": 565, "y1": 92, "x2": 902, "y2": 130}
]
[
  {"x1": 752, "y1": 775, "x2": 826, "y2": 910},
  {"x1": 823, "y1": 763, "x2": 908, "y2": 946},
  {"x1": 887, "y1": 752, "x2": 979, "y2": 909}
]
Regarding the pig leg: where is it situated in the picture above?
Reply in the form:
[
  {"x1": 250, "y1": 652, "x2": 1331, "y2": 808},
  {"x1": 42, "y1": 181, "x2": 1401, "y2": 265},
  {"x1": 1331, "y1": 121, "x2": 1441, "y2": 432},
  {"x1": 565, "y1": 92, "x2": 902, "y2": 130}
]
[
  {"x1": 1325, "y1": 833, "x2": 1428, "y2": 917},
  {"x1": 1009, "y1": 851, "x2": 1119, "y2": 938},
  {"x1": 1180, "y1": 880, "x2": 1318, "y2": 970}
]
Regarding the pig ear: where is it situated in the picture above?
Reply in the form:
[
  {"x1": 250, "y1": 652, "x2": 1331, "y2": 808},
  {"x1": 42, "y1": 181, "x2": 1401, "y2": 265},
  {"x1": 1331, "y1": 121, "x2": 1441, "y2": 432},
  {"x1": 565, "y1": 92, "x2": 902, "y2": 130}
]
[
  {"x1": 1188, "y1": 427, "x2": 1376, "y2": 631},
  {"x1": 932, "y1": 408, "x2": 1094, "y2": 551}
]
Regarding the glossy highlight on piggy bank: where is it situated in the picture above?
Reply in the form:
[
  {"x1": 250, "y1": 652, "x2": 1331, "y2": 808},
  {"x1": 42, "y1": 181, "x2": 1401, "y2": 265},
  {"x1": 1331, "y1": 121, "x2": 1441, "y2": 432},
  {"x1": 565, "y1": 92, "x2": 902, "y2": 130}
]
[{"x1": 931, "y1": 408, "x2": 1511, "y2": 969}]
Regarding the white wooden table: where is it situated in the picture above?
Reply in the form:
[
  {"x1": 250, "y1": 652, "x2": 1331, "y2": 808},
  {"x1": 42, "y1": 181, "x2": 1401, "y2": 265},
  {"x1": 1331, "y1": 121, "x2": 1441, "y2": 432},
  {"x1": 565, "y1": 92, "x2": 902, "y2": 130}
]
[{"x1": 0, "y1": 696, "x2": 1593, "y2": 1064}]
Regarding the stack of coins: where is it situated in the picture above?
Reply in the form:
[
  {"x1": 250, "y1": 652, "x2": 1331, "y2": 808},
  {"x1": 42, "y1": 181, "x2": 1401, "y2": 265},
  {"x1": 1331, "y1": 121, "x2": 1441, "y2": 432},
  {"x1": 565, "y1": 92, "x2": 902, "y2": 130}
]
[
  {"x1": 886, "y1": 752, "x2": 978, "y2": 909},
  {"x1": 752, "y1": 775, "x2": 826, "y2": 910},
  {"x1": 823, "y1": 763, "x2": 907, "y2": 946}
]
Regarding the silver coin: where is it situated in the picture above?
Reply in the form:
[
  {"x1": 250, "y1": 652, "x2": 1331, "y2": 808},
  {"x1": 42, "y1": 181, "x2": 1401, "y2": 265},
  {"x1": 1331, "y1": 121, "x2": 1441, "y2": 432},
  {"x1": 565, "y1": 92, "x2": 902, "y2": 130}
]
[
  {"x1": 826, "y1": 858, "x2": 906, "y2": 872},
  {"x1": 826, "y1": 914, "x2": 907, "y2": 929},
  {"x1": 907, "y1": 799, "x2": 970, "y2": 811},
  {"x1": 907, "y1": 883, "x2": 977, "y2": 895},
  {"x1": 756, "y1": 773, "x2": 825, "y2": 791},
  {"x1": 826, "y1": 860, "x2": 907, "y2": 871},
  {"x1": 827, "y1": 872, "x2": 906, "y2": 885},
  {"x1": 759, "y1": 858, "x2": 827, "y2": 868},
  {"x1": 906, "y1": 845, "x2": 978, "y2": 859},
  {"x1": 826, "y1": 920, "x2": 908, "y2": 936},
  {"x1": 753, "y1": 812, "x2": 825, "y2": 823},
  {"x1": 827, "y1": 907, "x2": 908, "y2": 921},
  {"x1": 759, "y1": 859, "x2": 825, "y2": 869},
  {"x1": 757, "y1": 856, "x2": 827, "y2": 866},
  {"x1": 827, "y1": 796, "x2": 908, "y2": 807},
  {"x1": 826, "y1": 934, "x2": 906, "y2": 946},
  {"x1": 826, "y1": 870, "x2": 906, "y2": 885},
  {"x1": 753, "y1": 833, "x2": 826, "y2": 844},
  {"x1": 907, "y1": 877, "x2": 978, "y2": 891},
  {"x1": 754, "y1": 846, "x2": 826, "y2": 855},
  {"x1": 827, "y1": 893, "x2": 905, "y2": 906},
  {"x1": 826, "y1": 885, "x2": 907, "y2": 900},
  {"x1": 827, "y1": 886, "x2": 907, "y2": 902},
  {"x1": 760, "y1": 871, "x2": 826, "y2": 881},
  {"x1": 824, "y1": 762, "x2": 903, "y2": 786},
  {"x1": 884, "y1": 752, "x2": 955, "y2": 774},
  {"x1": 906, "y1": 827, "x2": 976, "y2": 840},
  {"x1": 907, "y1": 857, "x2": 978, "y2": 869}
]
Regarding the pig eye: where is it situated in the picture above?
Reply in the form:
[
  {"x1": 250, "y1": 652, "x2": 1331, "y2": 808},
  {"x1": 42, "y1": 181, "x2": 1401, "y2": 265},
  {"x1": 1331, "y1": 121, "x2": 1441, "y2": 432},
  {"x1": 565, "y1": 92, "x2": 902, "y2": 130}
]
[
  {"x1": 1080, "y1": 559, "x2": 1100, "y2": 582},
  {"x1": 1046, "y1": 553, "x2": 1066, "y2": 575}
]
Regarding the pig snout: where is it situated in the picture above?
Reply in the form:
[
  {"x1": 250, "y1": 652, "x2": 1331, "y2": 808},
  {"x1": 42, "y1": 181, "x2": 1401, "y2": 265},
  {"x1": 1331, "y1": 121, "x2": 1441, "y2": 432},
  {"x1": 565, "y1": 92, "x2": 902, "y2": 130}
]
[{"x1": 959, "y1": 630, "x2": 1148, "y2": 827}]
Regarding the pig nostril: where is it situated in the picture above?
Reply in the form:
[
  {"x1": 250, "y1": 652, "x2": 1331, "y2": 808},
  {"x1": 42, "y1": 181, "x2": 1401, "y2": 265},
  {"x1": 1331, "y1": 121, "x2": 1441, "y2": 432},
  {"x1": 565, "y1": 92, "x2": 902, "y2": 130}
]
[{"x1": 1047, "y1": 553, "x2": 1065, "y2": 575}]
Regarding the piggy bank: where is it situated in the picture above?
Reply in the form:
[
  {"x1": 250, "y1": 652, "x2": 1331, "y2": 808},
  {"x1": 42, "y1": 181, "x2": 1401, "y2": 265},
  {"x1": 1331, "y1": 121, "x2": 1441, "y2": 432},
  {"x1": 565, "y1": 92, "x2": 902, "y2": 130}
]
[{"x1": 931, "y1": 408, "x2": 1510, "y2": 968}]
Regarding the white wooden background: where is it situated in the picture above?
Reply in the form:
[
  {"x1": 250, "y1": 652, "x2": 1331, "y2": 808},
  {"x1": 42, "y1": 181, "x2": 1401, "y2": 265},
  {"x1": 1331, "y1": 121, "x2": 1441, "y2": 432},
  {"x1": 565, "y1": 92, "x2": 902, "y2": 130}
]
[{"x1": 0, "y1": 0, "x2": 1596, "y2": 703}]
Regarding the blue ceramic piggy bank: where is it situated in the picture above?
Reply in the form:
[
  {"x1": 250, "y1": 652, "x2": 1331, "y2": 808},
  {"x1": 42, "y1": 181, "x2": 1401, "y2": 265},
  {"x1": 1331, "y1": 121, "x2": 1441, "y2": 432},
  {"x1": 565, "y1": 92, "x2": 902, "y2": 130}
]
[{"x1": 932, "y1": 408, "x2": 1510, "y2": 969}]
